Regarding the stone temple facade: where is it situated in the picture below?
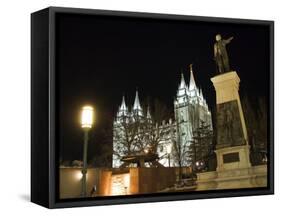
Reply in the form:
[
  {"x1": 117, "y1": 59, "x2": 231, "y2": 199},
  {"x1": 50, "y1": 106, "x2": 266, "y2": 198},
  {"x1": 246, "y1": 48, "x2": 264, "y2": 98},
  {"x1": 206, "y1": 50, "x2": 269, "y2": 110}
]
[{"x1": 112, "y1": 66, "x2": 212, "y2": 168}]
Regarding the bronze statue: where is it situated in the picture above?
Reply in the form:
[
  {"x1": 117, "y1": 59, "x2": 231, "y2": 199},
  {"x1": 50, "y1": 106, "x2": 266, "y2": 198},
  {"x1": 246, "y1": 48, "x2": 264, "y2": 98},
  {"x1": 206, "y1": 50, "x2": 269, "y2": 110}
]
[{"x1": 214, "y1": 34, "x2": 234, "y2": 74}]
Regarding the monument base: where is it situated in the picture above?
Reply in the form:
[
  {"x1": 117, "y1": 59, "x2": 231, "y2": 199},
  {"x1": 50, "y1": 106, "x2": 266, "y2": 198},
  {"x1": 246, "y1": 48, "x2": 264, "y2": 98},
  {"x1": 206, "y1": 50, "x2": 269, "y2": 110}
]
[
  {"x1": 215, "y1": 145, "x2": 251, "y2": 171},
  {"x1": 195, "y1": 138, "x2": 267, "y2": 190},
  {"x1": 196, "y1": 164, "x2": 267, "y2": 191},
  {"x1": 196, "y1": 145, "x2": 267, "y2": 191}
]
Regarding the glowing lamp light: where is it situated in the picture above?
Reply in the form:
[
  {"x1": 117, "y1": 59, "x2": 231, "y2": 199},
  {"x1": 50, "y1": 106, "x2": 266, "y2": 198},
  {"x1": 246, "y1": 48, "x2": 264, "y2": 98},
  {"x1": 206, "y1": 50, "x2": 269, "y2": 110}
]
[
  {"x1": 75, "y1": 171, "x2": 88, "y2": 181},
  {"x1": 76, "y1": 171, "x2": 83, "y2": 180},
  {"x1": 81, "y1": 106, "x2": 94, "y2": 128}
]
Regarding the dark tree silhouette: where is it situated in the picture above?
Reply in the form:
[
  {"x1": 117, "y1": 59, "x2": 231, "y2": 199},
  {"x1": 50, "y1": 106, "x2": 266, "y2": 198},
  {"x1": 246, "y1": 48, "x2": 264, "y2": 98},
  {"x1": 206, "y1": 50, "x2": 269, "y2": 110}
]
[
  {"x1": 188, "y1": 120, "x2": 214, "y2": 172},
  {"x1": 241, "y1": 96, "x2": 268, "y2": 165},
  {"x1": 113, "y1": 98, "x2": 172, "y2": 167}
]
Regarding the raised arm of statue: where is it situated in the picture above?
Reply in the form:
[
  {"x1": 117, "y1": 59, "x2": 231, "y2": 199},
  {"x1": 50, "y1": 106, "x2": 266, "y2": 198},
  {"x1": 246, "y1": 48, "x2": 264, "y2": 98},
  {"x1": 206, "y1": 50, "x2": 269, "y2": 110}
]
[{"x1": 224, "y1": 36, "x2": 234, "y2": 44}]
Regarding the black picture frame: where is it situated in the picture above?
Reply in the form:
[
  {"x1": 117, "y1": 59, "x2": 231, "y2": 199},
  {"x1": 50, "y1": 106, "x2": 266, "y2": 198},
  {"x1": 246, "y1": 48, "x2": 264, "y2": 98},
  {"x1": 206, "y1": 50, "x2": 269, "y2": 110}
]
[{"x1": 31, "y1": 6, "x2": 274, "y2": 208}]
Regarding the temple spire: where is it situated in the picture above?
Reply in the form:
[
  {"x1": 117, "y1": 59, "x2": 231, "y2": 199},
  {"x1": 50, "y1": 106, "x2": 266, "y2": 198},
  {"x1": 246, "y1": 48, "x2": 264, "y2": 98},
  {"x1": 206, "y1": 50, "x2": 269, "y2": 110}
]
[
  {"x1": 133, "y1": 90, "x2": 142, "y2": 111},
  {"x1": 120, "y1": 95, "x2": 127, "y2": 111},
  {"x1": 133, "y1": 90, "x2": 143, "y2": 117},
  {"x1": 179, "y1": 71, "x2": 186, "y2": 89},
  {"x1": 116, "y1": 95, "x2": 128, "y2": 120},
  {"x1": 177, "y1": 70, "x2": 188, "y2": 98},
  {"x1": 189, "y1": 64, "x2": 197, "y2": 90},
  {"x1": 147, "y1": 105, "x2": 152, "y2": 119}
]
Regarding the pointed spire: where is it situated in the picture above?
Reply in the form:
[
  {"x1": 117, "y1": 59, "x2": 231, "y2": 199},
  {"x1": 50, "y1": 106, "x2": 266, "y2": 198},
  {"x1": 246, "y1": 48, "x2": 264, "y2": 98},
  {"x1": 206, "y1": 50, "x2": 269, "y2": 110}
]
[
  {"x1": 177, "y1": 70, "x2": 188, "y2": 98},
  {"x1": 120, "y1": 95, "x2": 127, "y2": 111},
  {"x1": 133, "y1": 90, "x2": 141, "y2": 110},
  {"x1": 189, "y1": 64, "x2": 197, "y2": 90},
  {"x1": 147, "y1": 106, "x2": 152, "y2": 119},
  {"x1": 132, "y1": 89, "x2": 143, "y2": 117},
  {"x1": 117, "y1": 95, "x2": 128, "y2": 119},
  {"x1": 179, "y1": 71, "x2": 187, "y2": 89}
]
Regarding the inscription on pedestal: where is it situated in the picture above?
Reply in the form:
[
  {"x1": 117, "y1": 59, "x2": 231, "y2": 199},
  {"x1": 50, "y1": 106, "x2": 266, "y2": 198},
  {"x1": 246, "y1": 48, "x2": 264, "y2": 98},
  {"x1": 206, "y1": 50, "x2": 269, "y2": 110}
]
[
  {"x1": 223, "y1": 152, "x2": 240, "y2": 163},
  {"x1": 216, "y1": 100, "x2": 245, "y2": 149}
]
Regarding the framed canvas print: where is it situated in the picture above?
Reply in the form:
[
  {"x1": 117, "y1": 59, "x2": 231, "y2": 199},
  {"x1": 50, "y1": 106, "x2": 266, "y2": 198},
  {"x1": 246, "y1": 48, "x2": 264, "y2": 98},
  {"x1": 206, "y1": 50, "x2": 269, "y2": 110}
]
[{"x1": 31, "y1": 7, "x2": 274, "y2": 208}]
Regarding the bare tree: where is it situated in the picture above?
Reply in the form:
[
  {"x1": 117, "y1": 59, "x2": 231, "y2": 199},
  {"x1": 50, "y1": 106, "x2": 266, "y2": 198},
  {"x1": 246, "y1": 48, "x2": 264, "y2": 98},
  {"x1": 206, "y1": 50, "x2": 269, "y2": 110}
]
[
  {"x1": 242, "y1": 96, "x2": 267, "y2": 164},
  {"x1": 172, "y1": 103, "x2": 200, "y2": 176},
  {"x1": 188, "y1": 120, "x2": 213, "y2": 171},
  {"x1": 112, "y1": 98, "x2": 172, "y2": 167},
  {"x1": 113, "y1": 114, "x2": 141, "y2": 160}
]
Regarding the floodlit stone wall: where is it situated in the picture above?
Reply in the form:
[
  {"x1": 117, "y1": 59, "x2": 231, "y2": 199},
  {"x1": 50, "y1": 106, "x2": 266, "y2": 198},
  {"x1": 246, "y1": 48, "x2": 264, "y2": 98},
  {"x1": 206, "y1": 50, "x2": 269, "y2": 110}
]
[{"x1": 60, "y1": 167, "x2": 183, "y2": 198}]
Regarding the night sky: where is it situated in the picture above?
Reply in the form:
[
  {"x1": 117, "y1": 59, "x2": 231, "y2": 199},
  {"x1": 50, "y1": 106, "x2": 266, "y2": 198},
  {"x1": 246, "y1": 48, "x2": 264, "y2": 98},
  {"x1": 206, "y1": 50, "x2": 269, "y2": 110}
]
[{"x1": 56, "y1": 12, "x2": 270, "y2": 164}]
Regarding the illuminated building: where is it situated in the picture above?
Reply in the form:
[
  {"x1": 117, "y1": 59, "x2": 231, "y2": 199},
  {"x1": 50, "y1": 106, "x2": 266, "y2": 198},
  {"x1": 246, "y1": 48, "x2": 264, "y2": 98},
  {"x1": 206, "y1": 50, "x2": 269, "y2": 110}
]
[{"x1": 113, "y1": 66, "x2": 212, "y2": 168}]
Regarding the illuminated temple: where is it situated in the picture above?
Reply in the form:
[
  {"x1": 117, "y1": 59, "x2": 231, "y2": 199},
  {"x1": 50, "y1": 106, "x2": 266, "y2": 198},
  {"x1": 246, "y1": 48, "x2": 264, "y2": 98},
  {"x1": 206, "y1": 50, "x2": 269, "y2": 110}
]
[{"x1": 112, "y1": 66, "x2": 213, "y2": 168}]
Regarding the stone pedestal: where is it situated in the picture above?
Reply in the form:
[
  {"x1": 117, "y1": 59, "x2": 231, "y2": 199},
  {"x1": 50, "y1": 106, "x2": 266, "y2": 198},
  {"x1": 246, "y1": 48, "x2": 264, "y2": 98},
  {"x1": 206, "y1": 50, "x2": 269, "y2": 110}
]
[
  {"x1": 211, "y1": 71, "x2": 251, "y2": 171},
  {"x1": 196, "y1": 71, "x2": 267, "y2": 191},
  {"x1": 211, "y1": 71, "x2": 248, "y2": 145}
]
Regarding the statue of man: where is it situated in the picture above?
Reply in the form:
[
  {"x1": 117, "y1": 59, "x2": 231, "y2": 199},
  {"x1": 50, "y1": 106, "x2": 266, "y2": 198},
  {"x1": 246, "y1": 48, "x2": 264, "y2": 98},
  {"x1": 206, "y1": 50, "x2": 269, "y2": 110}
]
[{"x1": 214, "y1": 34, "x2": 234, "y2": 74}]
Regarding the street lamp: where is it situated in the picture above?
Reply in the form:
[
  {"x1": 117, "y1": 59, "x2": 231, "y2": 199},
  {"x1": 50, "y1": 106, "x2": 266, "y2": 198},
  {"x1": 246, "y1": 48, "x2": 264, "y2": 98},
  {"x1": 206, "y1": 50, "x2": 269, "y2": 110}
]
[
  {"x1": 166, "y1": 144, "x2": 172, "y2": 168},
  {"x1": 80, "y1": 105, "x2": 94, "y2": 197}
]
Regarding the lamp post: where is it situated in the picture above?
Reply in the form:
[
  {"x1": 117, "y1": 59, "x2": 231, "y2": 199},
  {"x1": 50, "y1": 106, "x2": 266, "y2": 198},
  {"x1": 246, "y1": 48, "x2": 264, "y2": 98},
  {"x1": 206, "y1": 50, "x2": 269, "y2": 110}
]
[
  {"x1": 166, "y1": 144, "x2": 172, "y2": 168},
  {"x1": 80, "y1": 105, "x2": 94, "y2": 197}
]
